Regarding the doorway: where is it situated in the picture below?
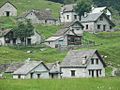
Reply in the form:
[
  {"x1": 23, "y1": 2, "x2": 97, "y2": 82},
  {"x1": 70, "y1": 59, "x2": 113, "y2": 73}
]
[
  {"x1": 37, "y1": 74, "x2": 41, "y2": 79},
  {"x1": 30, "y1": 73, "x2": 33, "y2": 79},
  {"x1": 91, "y1": 70, "x2": 94, "y2": 77},
  {"x1": 96, "y1": 70, "x2": 99, "y2": 77},
  {"x1": 27, "y1": 38, "x2": 31, "y2": 45},
  {"x1": 103, "y1": 25, "x2": 106, "y2": 31},
  {"x1": 13, "y1": 38, "x2": 16, "y2": 44},
  {"x1": 6, "y1": 11, "x2": 10, "y2": 17}
]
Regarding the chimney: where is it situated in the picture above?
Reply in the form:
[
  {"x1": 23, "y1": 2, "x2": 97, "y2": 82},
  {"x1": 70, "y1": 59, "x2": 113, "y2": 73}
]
[
  {"x1": 84, "y1": 12, "x2": 88, "y2": 17},
  {"x1": 82, "y1": 56, "x2": 87, "y2": 65},
  {"x1": 91, "y1": 5, "x2": 95, "y2": 10}
]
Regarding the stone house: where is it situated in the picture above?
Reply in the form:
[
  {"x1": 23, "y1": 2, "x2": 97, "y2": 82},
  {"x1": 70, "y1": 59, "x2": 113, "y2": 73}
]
[
  {"x1": 45, "y1": 21, "x2": 84, "y2": 48},
  {"x1": 91, "y1": 6, "x2": 112, "y2": 20},
  {"x1": 0, "y1": 1, "x2": 17, "y2": 16},
  {"x1": 46, "y1": 61, "x2": 61, "y2": 79},
  {"x1": 5, "y1": 62, "x2": 24, "y2": 73},
  {"x1": 13, "y1": 61, "x2": 49, "y2": 79},
  {"x1": 60, "y1": 50, "x2": 106, "y2": 78},
  {"x1": 60, "y1": 4, "x2": 79, "y2": 23},
  {"x1": 19, "y1": 9, "x2": 58, "y2": 25},
  {"x1": 0, "y1": 29, "x2": 42, "y2": 45},
  {"x1": 81, "y1": 12, "x2": 115, "y2": 33}
]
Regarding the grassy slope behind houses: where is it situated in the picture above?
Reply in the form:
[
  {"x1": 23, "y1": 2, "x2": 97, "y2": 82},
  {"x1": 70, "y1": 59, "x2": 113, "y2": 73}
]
[
  {"x1": 0, "y1": 32, "x2": 120, "y2": 67},
  {"x1": 0, "y1": 0, "x2": 61, "y2": 17},
  {"x1": 0, "y1": 0, "x2": 61, "y2": 28}
]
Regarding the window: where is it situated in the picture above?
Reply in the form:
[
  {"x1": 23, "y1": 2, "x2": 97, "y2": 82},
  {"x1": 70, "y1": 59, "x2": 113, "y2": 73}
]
[
  {"x1": 18, "y1": 75, "x2": 21, "y2": 79},
  {"x1": 110, "y1": 26, "x2": 112, "y2": 29},
  {"x1": 99, "y1": 69, "x2": 102, "y2": 75},
  {"x1": 86, "y1": 24, "x2": 88, "y2": 29},
  {"x1": 67, "y1": 15, "x2": 69, "y2": 20},
  {"x1": 71, "y1": 70, "x2": 75, "y2": 76},
  {"x1": 107, "y1": 15, "x2": 110, "y2": 19},
  {"x1": 97, "y1": 25, "x2": 101, "y2": 29},
  {"x1": 91, "y1": 58, "x2": 94, "y2": 64},
  {"x1": 30, "y1": 73, "x2": 33, "y2": 79},
  {"x1": 37, "y1": 74, "x2": 41, "y2": 78},
  {"x1": 89, "y1": 70, "x2": 91, "y2": 75},
  {"x1": 74, "y1": 15, "x2": 77, "y2": 19},
  {"x1": 48, "y1": 42, "x2": 50, "y2": 44},
  {"x1": 100, "y1": 16, "x2": 103, "y2": 21},
  {"x1": 96, "y1": 58, "x2": 99, "y2": 64}
]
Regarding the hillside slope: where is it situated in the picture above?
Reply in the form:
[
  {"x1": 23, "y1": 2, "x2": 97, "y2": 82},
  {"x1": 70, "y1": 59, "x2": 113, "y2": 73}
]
[
  {"x1": 0, "y1": 32, "x2": 120, "y2": 68},
  {"x1": 0, "y1": 0, "x2": 61, "y2": 17}
]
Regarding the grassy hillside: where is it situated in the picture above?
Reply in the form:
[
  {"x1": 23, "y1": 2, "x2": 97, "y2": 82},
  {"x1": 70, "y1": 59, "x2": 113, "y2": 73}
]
[
  {"x1": 0, "y1": 32, "x2": 120, "y2": 68},
  {"x1": 35, "y1": 25, "x2": 62, "y2": 38},
  {"x1": 0, "y1": 46, "x2": 66, "y2": 64},
  {"x1": 0, "y1": 78, "x2": 120, "y2": 90},
  {"x1": 0, "y1": 0, "x2": 61, "y2": 17},
  {"x1": 0, "y1": 0, "x2": 61, "y2": 28}
]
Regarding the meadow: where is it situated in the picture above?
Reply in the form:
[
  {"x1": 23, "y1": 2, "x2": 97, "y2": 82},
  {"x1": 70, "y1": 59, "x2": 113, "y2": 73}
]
[{"x1": 0, "y1": 77, "x2": 120, "y2": 90}]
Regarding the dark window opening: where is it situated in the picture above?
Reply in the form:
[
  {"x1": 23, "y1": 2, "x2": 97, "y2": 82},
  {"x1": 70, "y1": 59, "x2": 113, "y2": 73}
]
[
  {"x1": 100, "y1": 16, "x2": 103, "y2": 21},
  {"x1": 97, "y1": 25, "x2": 101, "y2": 29},
  {"x1": 96, "y1": 70, "x2": 99, "y2": 77},
  {"x1": 67, "y1": 35, "x2": 81, "y2": 45},
  {"x1": 96, "y1": 58, "x2": 99, "y2": 64},
  {"x1": 74, "y1": 15, "x2": 77, "y2": 19},
  {"x1": 110, "y1": 26, "x2": 112, "y2": 29},
  {"x1": 99, "y1": 69, "x2": 102, "y2": 75},
  {"x1": 30, "y1": 73, "x2": 33, "y2": 79},
  {"x1": 71, "y1": 70, "x2": 75, "y2": 76},
  {"x1": 86, "y1": 24, "x2": 88, "y2": 29},
  {"x1": 6, "y1": 11, "x2": 10, "y2": 17},
  {"x1": 89, "y1": 70, "x2": 91, "y2": 75},
  {"x1": 37, "y1": 74, "x2": 41, "y2": 79},
  {"x1": 91, "y1": 70, "x2": 94, "y2": 77},
  {"x1": 13, "y1": 38, "x2": 16, "y2": 44},
  {"x1": 18, "y1": 75, "x2": 21, "y2": 79},
  {"x1": 27, "y1": 38, "x2": 31, "y2": 45},
  {"x1": 103, "y1": 25, "x2": 106, "y2": 31},
  {"x1": 67, "y1": 15, "x2": 69, "y2": 19},
  {"x1": 48, "y1": 42, "x2": 50, "y2": 44},
  {"x1": 91, "y1": 58, "x2": 94, "y2": 64},
  {"x1": 45, "y1": 20, "x2": 47, "y2": 24}
]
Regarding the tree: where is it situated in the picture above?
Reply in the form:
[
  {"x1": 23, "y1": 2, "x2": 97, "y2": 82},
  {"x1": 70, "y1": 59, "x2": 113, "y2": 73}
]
[
  {"x1": 13, "y1": 20, "x2": 34, "y2": 46},
  {"x1": 64, "y1": 0, "x2": 77, "y2": 4},
  {"x1": 74, "y1": 0, "x2": 92, "y2": 20}
]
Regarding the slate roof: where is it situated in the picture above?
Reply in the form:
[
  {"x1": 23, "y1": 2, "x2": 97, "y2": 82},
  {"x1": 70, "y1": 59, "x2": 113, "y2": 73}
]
[
  {"x1": 45, "y1": 36, "x2": 63, "y2": 41},
  {"x1": 23, "y1": 9, "x2": 56, "y2": 20},
  {"x1": 61, "y1": 4, "x2": 76, "y2": 12},
  {"x1": 0, "y1": 1, "x2": 17, "y2": 9},
  {"x1": 13, "y1": 61, "x2": 47, "y2": 75},
  {"x1": 46, "y1": 61, "x2": 61, "y2": 74},
  {"x1": 81, "y1": 12, "x2": 103, "y2": 22},
  {"x1": 0, "y1": 29, "x2": 12, "y2": 37},
  {"x1": 60, "y1": 49, "x2": 106, "y2": 68},
  {"x1": 5, "y1": 62, "x2": 24, "y2": 73},
  {"x1": 91, "y1": 7, "x2": 107, "y2": 13},
  {"x1": 54, "y1": 21, "x2": 84, "y2": 36},
  {"x1": 81, "y1": 12, "x2": 115, "y2": 26}
]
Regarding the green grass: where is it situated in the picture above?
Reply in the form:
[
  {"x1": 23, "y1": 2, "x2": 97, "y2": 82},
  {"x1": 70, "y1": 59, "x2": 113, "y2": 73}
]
[
  {"x1": 82, "y1": 32, "x2": 120, "y2": 67},
  {"x1": 35, "y1": 25, "x2": 62, "y2": 38},
  {"x1": 0, "y1": 78, "x2": 120, "y2": 90},
  {"x1": 0, "y1": 31, "x2": 120, "y2": 69},
  {"x1": 0, "y1": 46, "x2": 66, "y2": 64}
]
